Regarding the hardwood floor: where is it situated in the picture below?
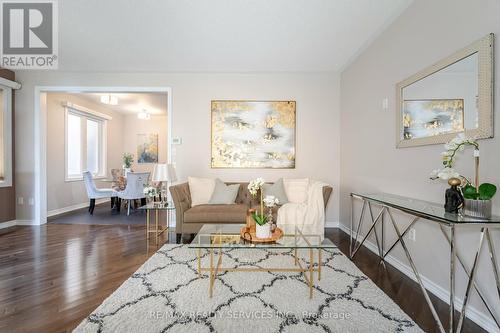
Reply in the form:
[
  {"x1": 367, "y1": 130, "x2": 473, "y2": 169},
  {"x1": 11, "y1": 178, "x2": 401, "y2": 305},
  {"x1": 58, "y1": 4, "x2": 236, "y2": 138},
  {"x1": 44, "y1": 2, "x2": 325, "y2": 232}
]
[{"x1": 0, "y1": 223, "x2": 486, "y2": 333}]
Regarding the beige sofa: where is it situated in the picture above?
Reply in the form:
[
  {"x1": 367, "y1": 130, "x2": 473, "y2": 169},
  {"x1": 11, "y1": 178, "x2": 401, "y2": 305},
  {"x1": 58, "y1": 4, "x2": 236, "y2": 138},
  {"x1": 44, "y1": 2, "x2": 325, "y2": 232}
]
[{"x1": 169, "y1": 182, "x2": 333, "y2": 237}]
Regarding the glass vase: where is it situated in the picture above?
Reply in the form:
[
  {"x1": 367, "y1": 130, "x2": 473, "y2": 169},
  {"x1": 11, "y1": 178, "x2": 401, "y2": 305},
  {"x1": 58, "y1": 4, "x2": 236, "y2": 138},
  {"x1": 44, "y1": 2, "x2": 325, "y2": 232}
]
[{"x1": 267, "y1": 207, "x2": 276, "y2": 232}]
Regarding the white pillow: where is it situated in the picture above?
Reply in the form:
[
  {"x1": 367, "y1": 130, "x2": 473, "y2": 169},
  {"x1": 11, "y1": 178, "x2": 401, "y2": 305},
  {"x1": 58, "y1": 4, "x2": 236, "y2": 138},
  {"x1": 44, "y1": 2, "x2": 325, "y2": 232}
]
[
  {"x1": 188, "y1": 177, "x2": 216, "y2": 206},
  {"x1": 283, "y1": 178, "x2": 309, "y2": 204}
]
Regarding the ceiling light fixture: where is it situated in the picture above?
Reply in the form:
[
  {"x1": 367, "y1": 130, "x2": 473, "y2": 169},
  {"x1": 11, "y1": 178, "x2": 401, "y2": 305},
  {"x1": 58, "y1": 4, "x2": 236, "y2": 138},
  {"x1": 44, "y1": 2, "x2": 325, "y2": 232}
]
[
  {"x1": 100, "y1": 94, "x2": 118, "y2": 105},
  {"x1": 138, "y1": 109, "x2": 151, "y2": 120}
]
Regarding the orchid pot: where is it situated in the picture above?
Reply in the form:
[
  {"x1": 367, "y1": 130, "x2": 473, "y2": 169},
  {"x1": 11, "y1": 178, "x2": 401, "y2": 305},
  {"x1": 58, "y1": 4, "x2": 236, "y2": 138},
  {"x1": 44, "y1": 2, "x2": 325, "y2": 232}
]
[
  {"x1": 255, "y1": 223, "x2": 271, "y2": 239},
  {"x1": 464, "y1": 199, "x2": 492, "y2": 219}
]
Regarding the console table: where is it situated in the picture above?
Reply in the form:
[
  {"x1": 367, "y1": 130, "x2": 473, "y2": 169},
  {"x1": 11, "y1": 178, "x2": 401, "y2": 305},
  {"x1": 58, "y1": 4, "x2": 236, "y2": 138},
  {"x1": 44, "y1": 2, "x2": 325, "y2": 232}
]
[{"x1": 350, "y1": 193, "x2": 500, "y2": 333}]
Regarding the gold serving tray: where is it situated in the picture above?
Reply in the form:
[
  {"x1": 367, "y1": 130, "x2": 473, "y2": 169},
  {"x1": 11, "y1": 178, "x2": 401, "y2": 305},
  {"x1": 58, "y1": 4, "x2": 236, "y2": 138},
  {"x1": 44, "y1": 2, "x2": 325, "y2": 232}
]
[{"x1": 240, "y1": 226, "x2": 283, "y2": 244}]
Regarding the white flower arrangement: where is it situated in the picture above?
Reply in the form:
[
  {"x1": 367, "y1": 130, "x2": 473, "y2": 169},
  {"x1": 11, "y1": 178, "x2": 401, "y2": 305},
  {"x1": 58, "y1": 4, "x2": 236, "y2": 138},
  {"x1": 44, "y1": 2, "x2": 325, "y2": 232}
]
[
  {"x1": 143, "y1": 185, "x2": 158, "y2": 198},
  {"x1": 430, "y1": 133, "x2": 497, "y2": 203},
  {"x1": 248, "y1": 177, "x2": 265, "y2": 196},
  {"x1": 430, "y1": 133, "x2": 478, "y2": 182},
  {"x1": 263, "y1": 195, "x2": 279, "y2": 208},
  {"x1": 248, "y1": 177, "x2": 268, "y2": 225}
]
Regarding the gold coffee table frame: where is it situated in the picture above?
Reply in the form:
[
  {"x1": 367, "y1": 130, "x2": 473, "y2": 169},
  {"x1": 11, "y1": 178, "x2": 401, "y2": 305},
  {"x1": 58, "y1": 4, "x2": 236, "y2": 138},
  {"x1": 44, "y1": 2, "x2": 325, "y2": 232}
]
[{"x1": 191, "y1": 225, "x2": 335, "y2": 299}]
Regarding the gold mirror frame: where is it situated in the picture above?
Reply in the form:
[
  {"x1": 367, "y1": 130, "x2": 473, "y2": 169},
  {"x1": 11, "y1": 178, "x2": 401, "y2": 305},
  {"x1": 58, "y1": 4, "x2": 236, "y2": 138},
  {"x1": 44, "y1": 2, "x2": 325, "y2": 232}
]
[{"x1": 396, "y1": 33, "x2": 494, "y2": 148}]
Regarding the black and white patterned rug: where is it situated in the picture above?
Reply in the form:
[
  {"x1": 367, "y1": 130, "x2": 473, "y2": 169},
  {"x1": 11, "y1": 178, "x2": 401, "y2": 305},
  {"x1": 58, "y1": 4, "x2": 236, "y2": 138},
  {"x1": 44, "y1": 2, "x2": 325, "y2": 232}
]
[{"x1": 74, "y1": 244, "x2": 422, "y2": 332}]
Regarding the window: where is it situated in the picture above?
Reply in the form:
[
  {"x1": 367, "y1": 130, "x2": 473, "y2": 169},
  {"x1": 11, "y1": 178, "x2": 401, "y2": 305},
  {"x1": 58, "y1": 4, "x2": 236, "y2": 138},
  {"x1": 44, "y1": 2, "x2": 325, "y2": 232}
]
[
  {"x1": 65, "y1": 105, "x2": 108, "y2": 180},
  {"x1": 0, "y1": 85, "x2": 13, "y2": 187}
]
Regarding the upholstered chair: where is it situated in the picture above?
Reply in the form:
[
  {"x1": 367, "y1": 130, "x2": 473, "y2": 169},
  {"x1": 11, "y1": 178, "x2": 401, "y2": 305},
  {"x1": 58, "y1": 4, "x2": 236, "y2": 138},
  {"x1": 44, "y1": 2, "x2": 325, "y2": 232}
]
[
  {"x1": 111, "y1": 168, "x2": 126, "y2": 191},
  {"x1": 117, "y1": 172, "x2": 150, "y2": 215},
  {"x1": 83, "y1": 171, "x2": 118, "y2": 214}
]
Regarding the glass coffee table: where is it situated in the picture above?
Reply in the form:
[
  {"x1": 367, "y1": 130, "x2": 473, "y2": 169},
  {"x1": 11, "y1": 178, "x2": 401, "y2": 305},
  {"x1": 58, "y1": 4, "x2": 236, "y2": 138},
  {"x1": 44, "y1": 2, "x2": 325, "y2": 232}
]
[{"x1": 188, "y1": 224, "x2": 337, "y2": 298}]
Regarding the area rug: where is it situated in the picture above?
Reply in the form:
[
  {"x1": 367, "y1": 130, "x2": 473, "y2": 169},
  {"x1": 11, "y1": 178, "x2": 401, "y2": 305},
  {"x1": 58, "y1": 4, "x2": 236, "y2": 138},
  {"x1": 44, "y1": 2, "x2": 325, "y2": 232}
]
[{"x1": 74, "y1": 245, "x2": 423, "y2": 332}]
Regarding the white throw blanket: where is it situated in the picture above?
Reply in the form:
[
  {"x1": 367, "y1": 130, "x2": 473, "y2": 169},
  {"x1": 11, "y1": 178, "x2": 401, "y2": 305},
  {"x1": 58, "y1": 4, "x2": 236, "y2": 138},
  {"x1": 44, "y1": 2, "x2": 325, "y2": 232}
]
[{"x1": 277, "y1": 180, "x2": 329, "y2": 241}]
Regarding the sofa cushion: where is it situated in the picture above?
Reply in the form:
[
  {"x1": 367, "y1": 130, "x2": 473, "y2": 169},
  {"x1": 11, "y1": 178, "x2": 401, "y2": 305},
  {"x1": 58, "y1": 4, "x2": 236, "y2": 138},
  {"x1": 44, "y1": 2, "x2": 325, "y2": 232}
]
[
  {"x1": 188, "y1": 177, "x2": 216, "y2": 206},
  {"x1": 209, "y1": 179, "x2": 240, "y2": 204},
  {"x1": 262, "y1": 178, "x2": 288, "y2": 205},
  {"x1": 184, "y1": 204, "x2": 248, "y2": 223},
  {"x1": 283, "y1": 178, "x2": 309, "y2": 203}
]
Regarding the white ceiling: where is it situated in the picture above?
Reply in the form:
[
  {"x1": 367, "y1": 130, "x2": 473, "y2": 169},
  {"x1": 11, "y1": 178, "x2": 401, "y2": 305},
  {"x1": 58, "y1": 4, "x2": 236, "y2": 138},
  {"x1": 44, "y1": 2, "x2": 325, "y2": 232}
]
[
  {"x1": 71, "y1": 93, "x2": 167, "y2": 115},
  {"x1": 58, "y1": 0, "x2": 412, "y2": 72}
]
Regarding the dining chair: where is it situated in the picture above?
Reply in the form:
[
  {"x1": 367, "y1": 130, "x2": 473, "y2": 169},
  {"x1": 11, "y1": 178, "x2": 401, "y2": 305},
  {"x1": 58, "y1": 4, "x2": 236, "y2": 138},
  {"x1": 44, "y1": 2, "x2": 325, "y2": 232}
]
[
  {"x1": 111, "y1": 168, "x2": 126, "y2": 191},
  {"x1": 83, "y1": 171, "x2": 118, "y2": 215},
  {"x1": 117, "y1": 172, "x2": 150, "y2": 215}
]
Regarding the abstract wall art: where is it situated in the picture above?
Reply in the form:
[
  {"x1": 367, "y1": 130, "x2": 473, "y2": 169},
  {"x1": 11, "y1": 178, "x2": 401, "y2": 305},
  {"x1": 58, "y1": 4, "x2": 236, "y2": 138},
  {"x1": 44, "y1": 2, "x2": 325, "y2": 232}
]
[
  {"x1": 402, "y1": 99, "x2": 464, "y2": 140},
  {"x1": 137, "y1": 133, "x2": 158, "y2": 163},
  {"x1": 211, "y1": 100, "x2": 296, "y2": 168}
]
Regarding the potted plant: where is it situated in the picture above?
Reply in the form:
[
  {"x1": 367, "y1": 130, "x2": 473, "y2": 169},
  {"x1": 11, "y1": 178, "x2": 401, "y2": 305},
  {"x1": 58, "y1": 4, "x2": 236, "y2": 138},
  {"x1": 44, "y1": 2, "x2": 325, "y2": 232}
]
[
  {"x1": 430, "y1": 134, "x2": 496, "y2": 218},
  {"x1": 122, "y1": 153, "x2": 134, "y2": 177},
  {"x1": 248, "y1": 178, "x2": 270, "y2": 238}
]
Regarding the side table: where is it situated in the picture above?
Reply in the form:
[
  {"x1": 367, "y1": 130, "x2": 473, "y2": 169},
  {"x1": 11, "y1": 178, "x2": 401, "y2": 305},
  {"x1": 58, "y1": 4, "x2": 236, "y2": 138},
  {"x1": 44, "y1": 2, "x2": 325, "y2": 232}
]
[{"x1": 138, "y1": 202, "x2": 176, "y2": 247}]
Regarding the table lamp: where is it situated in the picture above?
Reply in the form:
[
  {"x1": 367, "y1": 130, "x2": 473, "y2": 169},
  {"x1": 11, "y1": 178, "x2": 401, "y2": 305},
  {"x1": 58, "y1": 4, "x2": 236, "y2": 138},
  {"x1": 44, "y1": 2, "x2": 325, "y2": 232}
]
[{"x1": 152, "y1": 163, "x2": 177, "y2": 203}]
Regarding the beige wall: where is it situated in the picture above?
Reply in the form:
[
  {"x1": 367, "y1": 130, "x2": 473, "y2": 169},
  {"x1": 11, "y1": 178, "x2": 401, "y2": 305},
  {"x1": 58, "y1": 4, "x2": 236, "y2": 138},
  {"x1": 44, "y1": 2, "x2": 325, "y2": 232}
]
[
  {"x1": 122, "y1": 114, "x2": 168, "y2": 174},
  {"x1": 15, "y1": 72, "x2": 341, "y2": 224},
  {"x1": 340, "y1": 0, "x2": 500, "y2": 328},
  {"x1": 46, "y1": 93, "x2": 124, "y2": 212}
]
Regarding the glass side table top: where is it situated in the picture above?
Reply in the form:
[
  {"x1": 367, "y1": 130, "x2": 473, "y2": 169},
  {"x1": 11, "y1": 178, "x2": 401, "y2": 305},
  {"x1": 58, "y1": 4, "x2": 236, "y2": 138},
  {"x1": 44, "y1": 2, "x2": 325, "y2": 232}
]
[
  {"x1": 188, "y1": 224, "x2": 337, "y2": 249},
  {"x1": 138, "y1": 202, "x2": 175, "y2": 210},
  {"x1": 351, "y1": 192, "x2": 500, "y2": 225}
]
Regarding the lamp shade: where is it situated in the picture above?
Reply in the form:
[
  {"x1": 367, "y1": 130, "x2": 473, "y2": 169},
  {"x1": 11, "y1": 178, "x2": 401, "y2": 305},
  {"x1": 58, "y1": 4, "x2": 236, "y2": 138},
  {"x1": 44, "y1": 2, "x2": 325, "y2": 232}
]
[{"x1": 152, "y1": 163, "x2": 177, "y2": 182}]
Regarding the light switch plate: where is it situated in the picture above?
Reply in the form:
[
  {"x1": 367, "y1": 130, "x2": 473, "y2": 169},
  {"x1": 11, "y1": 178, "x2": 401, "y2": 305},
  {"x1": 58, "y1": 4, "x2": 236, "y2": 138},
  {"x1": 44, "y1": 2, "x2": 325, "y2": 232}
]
[
  {"x1": 172, "y1": 137, "x2": 182, "y2": 145},
  {"x1": 382, "y1": 98, "x2": 389, "y2": 111}
]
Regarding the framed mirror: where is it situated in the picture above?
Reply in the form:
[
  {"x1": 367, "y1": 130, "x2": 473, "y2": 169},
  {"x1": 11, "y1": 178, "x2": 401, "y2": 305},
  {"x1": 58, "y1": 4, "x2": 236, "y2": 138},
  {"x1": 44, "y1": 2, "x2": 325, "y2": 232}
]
[{"x1": 396, "y1": 34, "x2": 494, "y2": 148}]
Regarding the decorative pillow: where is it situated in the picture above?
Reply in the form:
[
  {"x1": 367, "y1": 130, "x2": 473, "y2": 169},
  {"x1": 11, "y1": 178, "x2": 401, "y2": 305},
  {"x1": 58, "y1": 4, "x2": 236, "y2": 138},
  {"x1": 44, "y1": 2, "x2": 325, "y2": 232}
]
[
  {"x1": 209, "y1": 179, "x2": 240, "y2": 204},
  {"x1": 283, "y1": 178, "x2": 309, "y2": 204},
  {"x1": 262, "y1": 178, "x2": 288, "y2": 205},
  {"x1": 188, "y1": 177, "x2": 216, "y2": 206}
]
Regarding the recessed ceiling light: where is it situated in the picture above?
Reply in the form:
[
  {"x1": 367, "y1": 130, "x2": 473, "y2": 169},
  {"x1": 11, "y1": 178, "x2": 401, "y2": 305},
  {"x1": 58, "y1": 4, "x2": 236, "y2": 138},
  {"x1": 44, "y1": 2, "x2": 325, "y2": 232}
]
[
  {"x1": 138, "y1": 109, "x2": 151, "y2": 120},
  {"x1": 100, "y1": 94, "x2": 118, "y2": 105}
]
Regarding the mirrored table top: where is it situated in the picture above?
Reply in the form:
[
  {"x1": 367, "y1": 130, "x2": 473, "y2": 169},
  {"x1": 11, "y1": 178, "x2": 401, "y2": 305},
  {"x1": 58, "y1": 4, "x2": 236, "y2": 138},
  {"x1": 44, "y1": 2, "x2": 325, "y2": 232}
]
[{"x1": 351, "y1": 193, "x2": 500, "y2": 226}]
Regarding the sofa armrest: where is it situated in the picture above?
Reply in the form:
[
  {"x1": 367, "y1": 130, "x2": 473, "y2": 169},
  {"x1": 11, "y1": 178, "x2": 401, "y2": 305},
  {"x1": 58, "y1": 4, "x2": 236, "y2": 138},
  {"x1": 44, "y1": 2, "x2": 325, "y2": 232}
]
[
  {"x1": 169, "y1": 182, "x2": 192, "y2": 234},
  {"x1": 322, "y1": 186, "x2": 333, "y2": 209}
]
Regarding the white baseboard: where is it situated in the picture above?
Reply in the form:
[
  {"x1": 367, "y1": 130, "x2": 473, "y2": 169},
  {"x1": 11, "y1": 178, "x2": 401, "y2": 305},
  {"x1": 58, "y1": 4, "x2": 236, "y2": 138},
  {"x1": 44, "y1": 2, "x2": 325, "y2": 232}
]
[
  {"x1": 0, "y1": 219, "x2": 17, "y2": 229},
  {"x1": 47, "y1": 198, "x2": 110, "y2": 218},
  {"x1": 336, "y1": 223, "x2": 499, "y2": 333},
  {"x1": 325, "y1": 221, "x2": 339, "y2": 228},
  {"x1": 0, "y1": 219, "x2": 36, "y2": 227},
  {"x1": 16, "y1": 219, "x2": 36, "y2": 225}
]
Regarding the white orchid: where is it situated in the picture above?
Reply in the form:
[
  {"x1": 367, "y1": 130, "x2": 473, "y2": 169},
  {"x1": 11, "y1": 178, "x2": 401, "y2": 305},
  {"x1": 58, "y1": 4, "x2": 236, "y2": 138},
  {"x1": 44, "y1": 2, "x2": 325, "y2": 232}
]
[
  {"x1": 440, "y1": 168, "x2": 460, "y2": 180},
  {"x1": 263, "y1": 195, "x2": 279, "y2": 207},
  {"x1": 431, "y1": 134, "x2": 480, "y2": 183},
  {"x1": 248, "y1": 177, "x2": 265, "y2": 196},
  {"x1": 440, "y1": 134, "x2": 479, "y2": 169}
]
